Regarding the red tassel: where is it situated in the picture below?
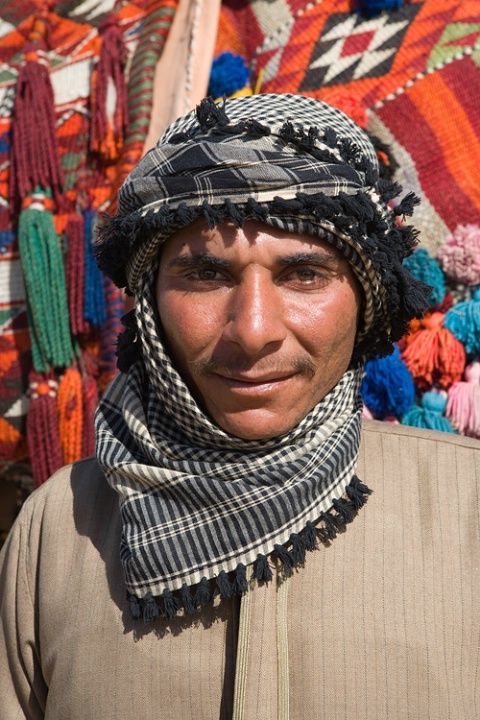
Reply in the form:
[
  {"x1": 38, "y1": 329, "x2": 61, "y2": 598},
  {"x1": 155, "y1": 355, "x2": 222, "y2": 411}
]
[
  {"x1": 90, "y1": 15, "x2": 128, "y2": 161},
  {"x1": 81, "y1": 374, "x2": 99, "y2": 457},
  {"x1": 65, "y1": 213, "x2": 88, "y2": 336},
  {"x1": 10, "y1": 12, "x2": 64, "y2": 207},
  {"x1": 27, "y1": 371, "x2": 63, "y2": 487},
  {"x1": 401, "y1": 313, "x2": 466, "y2": 390}
]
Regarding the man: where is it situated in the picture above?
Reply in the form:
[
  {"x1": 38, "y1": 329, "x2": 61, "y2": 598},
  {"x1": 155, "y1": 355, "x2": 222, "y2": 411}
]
[{"x1": 1, "y1": 94, "x2": 479, "y2": 719}]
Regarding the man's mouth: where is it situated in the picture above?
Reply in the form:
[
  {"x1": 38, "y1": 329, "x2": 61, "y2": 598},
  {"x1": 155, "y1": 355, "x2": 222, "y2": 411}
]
[{"x1": 211, "y1": 372, "x2": 297, "y2": 390}]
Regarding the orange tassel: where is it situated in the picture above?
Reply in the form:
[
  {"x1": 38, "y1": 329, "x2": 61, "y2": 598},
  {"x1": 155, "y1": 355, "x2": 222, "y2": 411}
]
[
  {"x1": 58, "y1": 367, "x2": 83, "y2": 465},
  {"x1": 401, "y1": 312, "x2": 466, "y2": 390}
]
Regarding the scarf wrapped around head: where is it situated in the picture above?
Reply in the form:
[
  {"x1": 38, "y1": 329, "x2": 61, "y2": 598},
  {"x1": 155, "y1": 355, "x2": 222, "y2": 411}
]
[
  {"x1": 94, "y1": 94, "x2": 430, "y2": 622},
  {"x1": 96, "y1": 93, "x2": 431, "y2": 362}
]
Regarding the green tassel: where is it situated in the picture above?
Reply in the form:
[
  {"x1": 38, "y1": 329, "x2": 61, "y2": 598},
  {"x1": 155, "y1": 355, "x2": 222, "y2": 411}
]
[{"x1": 19, "y1": 206, "x2": 74, "y2": 371}]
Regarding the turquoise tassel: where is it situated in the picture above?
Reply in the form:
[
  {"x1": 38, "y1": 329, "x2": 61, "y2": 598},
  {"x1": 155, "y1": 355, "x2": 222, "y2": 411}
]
[
  {"x1": 403, "y1": 248, "x2": 445, "y2": 308},
  {"x1": 402, "y1": 391, "x2": 456, "y2": 433},
  {"x1": 443, "y1": 287, "x2": 480, "y2": 356}
]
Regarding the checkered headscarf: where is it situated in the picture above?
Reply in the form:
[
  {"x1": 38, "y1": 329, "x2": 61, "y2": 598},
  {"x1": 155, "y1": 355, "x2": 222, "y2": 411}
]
[
  {"x1": 95, "y1": 94, "x2": 429, "y2": 622},
  {"x1": 97, "y1": 93, "x2": 431, "y2": 362}
]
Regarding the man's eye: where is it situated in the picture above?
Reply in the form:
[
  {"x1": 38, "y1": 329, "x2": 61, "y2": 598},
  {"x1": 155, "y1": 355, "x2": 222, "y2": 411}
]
[
  {"x1": 288, "y1": 267, "x2": 328, "y2": 284},
  {"x1": 188, "y1": 267, "x2": 220, "y2": 281}
]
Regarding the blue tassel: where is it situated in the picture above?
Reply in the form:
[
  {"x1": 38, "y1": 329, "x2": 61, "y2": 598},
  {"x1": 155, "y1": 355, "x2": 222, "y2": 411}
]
[
  {"x1": 361, "y1": 345, "x2": 415, "y2": 419},
  {"x1": 403, "y1": 248, "x2": 445, "y2": 308},
  {"x1": 402, "y1": 391, "x2": 457, "y2": 433},
  {"x1": 208, "y1": 52, "x2": 250, "y2": 100},
  {"x1": 0, "y1": 229, "x2": 15, "y2": 254},
  {"x1": 83, "y1": 208, "x2": 107, "y2": 327},
  {"x1": 353, "y1": 0, "x2": 404, "y2": 17},
  {"x1": 443, "y1": 287, "x2": 480, "y2": 356}
]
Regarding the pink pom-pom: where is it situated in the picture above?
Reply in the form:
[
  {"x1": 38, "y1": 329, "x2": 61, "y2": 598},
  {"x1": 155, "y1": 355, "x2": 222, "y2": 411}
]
[
  {"x1": 362, "y1": 403, "x2": 374, "y2": 420},
  {"x1": 437, "y1": 224, "x2": 480, "y2": 286},
  {"x1": 446, "y1": 361, "x2": 480, "y2": 437}
]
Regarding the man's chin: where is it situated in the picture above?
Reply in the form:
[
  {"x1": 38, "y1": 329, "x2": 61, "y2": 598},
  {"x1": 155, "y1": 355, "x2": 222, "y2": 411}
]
[{"x1": 210, "y1": 407, "x2": 305, "y2": 441}]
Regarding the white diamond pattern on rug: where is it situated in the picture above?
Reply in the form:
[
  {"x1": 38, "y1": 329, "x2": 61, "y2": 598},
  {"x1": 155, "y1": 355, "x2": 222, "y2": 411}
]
[{"x1": 300, "y1": 5, "x2": 420, "y2": 90}]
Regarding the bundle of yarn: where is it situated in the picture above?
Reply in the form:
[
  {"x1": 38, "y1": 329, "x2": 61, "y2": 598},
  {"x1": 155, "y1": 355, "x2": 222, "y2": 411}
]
[{"x1": 0, "y1": 0, "x2": 178, "y2": 487}]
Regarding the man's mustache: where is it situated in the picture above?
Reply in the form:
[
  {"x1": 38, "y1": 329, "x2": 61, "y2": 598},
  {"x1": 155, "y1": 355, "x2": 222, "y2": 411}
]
[{"x1": 190, "y1": 355, "x2": 317, "y2": 379}]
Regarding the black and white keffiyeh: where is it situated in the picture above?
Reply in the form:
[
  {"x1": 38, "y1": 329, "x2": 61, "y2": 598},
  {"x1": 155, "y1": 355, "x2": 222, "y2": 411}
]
[
  {"x1": 94, "y1": 94, "x2": 431, "y2": 621},
  {"x1": 97, "y1": 93, "x2": 431, "y2": 362},
  {"x1": 95, "y1": 269, "x2": 368, "y2": 621}
]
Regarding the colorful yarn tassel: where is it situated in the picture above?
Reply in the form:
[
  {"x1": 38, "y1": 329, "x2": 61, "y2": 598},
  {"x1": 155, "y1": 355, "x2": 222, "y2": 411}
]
[
  {"x1": 19, "y1": 197, "x2": 74, "y2": 371},
  {"x1": 437, "y1": 224, "x2": 480, "y2": 287},
  {"x1": 446, "y1": 362, "x2": 480, "y2": 438},
  {"x1": 10, "y1": 10, "x2": 64, "y2": 207},
  {"x1": 443, "y1": 287, "x2": 480, "y2": 356},
  {"x1": 208, "y1": 52, "x2": 250, "y2": 100},
  {"x1": 361, "y1": 346, "x2": 415, "y2": 419},
  {"x1": 83, "y1": 208, "x2": 107, "y2": 328},
  {"x1": 58, "y1": 367, "x2": 83, "y2": 465},
  {"x1": 352, "y1": 0, "x2": 404, "y2": 17},
  {"x1": 27, "y1": 372, "x2": 64, "y2": 486},
  {"x1": 65, "y1": 212, "x2": 89, "y2": 336},
  {"x1": 403, "y1": 248, "x2": 445, "y2": 308},
  {"x1": 401, "y1": 312, "x2": 465, "y2": 389},
  {"x1": 90, "y1": 15, "x2": 128, "y2": 161},
  {"x1": 402, "y1": 391, "x2": 456, "y2": 434},
  {"x1": 98, "y1": 276, "x2": 124, "y2": 390}
]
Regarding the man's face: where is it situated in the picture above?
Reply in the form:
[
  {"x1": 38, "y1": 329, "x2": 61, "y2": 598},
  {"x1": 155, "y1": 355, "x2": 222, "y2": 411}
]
[{"x1": 156, "y1": 219, "x2": 362, "y2": 440}]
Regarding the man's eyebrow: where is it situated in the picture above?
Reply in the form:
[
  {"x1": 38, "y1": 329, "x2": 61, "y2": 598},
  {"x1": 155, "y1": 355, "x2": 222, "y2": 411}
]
[
  {"x1": 277, "y1": 251, "x2": 343, "y2": 266},
  {"x1": 167, "y1": 253, "x2": 231, "y2": 269}
]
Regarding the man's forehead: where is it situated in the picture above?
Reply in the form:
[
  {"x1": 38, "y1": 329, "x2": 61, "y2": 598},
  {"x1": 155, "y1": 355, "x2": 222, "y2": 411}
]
[{"x1": 160, "y1": 219, "x2": 345, "y2": 261}]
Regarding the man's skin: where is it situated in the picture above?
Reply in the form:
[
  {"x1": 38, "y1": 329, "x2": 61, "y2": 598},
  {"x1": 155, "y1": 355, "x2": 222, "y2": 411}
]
[{"x1": 156, "y1": 218, "x2": 362, "y2": 440}]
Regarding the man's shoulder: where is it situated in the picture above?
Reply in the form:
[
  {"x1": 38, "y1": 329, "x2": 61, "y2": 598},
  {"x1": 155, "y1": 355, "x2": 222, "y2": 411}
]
[
  {"x1": 12, "y1": 457, "x2": 117, "y2": 543},
  {"x1": 361, "y1": 417, "x2": 480, "y2": 451},
  {"x1": 359, "y1": 418, "x2": 480, "y2": 504}
]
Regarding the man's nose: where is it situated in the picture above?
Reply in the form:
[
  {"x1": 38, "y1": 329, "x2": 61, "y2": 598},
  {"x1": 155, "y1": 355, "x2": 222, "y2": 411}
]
[{"x1": 221, "y1": 272, "x2": 287, "y2": 355}]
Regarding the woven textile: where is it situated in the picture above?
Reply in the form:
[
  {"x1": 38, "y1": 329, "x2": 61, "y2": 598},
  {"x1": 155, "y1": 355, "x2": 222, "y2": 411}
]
[
  {"x1": 216, "y1": 0, "x2": 480, "y2": 257},
  {"x1": 0, "y1": 0, "x2": 176, "y2": 484}
]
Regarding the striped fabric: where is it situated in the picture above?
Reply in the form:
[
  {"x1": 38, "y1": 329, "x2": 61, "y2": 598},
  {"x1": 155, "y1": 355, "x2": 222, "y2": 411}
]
[{"x1": 95, "y1": 267, "x2": 364, "y2": 604}]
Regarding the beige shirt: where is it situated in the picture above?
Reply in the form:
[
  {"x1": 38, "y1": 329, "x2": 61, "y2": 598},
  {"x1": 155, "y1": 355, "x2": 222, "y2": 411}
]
[{"x1": 1, "y1": 420, "x2": 479, "y2": 719}]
